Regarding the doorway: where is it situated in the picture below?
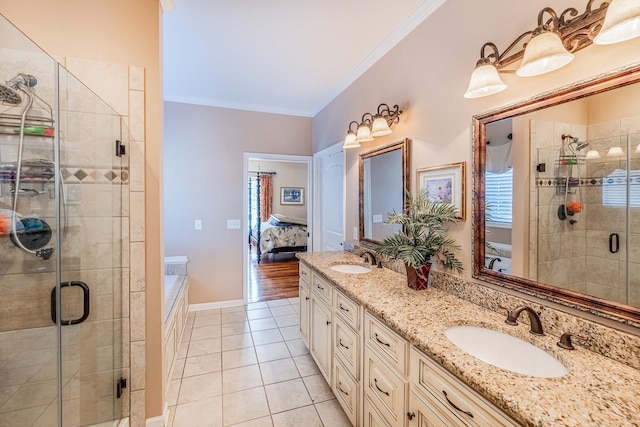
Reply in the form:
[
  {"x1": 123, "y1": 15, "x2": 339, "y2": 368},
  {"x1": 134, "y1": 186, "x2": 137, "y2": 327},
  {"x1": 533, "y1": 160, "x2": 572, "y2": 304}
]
[
  {"x1": 243, "y1": 153, "x2": 312, "y2": 303},
  {"x1": 313, "y1": 141, "x2": 344, "y2": 251}
]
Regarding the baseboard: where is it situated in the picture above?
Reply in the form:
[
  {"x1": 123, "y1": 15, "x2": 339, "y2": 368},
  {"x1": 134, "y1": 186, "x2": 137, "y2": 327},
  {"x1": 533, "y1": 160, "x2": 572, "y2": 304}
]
[
  {"x1": 145, "y1": 403, "x2": 169, "y2": 427},
  {"x1": 117, "y1": 418, "x2": 129, "y2": 427},
  {"x1": 189, "y1": 299, "x2": 245, "y2": 311}
]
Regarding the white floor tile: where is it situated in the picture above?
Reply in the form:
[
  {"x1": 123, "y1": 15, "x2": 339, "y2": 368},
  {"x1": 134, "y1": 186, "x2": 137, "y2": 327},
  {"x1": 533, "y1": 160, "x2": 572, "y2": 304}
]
[
  {"x1": 259, "y1": 358, "x2": 300, "y2": 385},
  {"x1": 278, "y1": 326, "x2": 300, "y2": 341},
  {"x1": 252, "y1": 329, "x2": 284, "y2": 346},
  {"x1": 188, "y1": 337, "x2": 222, "y2": 357},
  {"x1": 222, "y1": 364, "x2": 263, "y2": 394},
  {"x1": 221, "y1": 306, "x2": 247, "y2": 314},
  {"x1": 222, "y1": 311, "x2": 248, "y2": 323},
  {"x1": 222, "y1": 387, "x2": 270, "y2": 425},
  {"x1": 274, "y1": 315, "x2": 298, "y2": 328},
  {"x1": 178, "y1": 372, "x2": 222, "y2": 404},
  {"x1": 267, "y1": 299, "x2": 291, "y2": 308},
  {"x1": 222, "y1": 348, "x2": 258, "y2": 370},
  {"x1": 249, "y1": 318, "x2": 278, "y2": 331},
  {"x1": 193, "y1": 315, "x2": 222, "y2": 328},
  {"x1": 302, "y1": 374, "x2": 334, "y2": 403},
  {"x1": 315, "y1": 399, "x2": 351, "y2": 426},
  {"x1": 269, "y1": 305, "x2": 296, "y2": 317},
  {"x1": 222, "y1": 321, "x2": 251, "y2": 337},
  {"x1": 292, "y1": 354, "x2": 320, "y2": 377},
  {"x1": 284, "y1": 339, "x2": 309, "y2": 357},
  {"x1": 173, "y1": 396, "x2": 222, "y2": 427},
  {"x1": 271, "y1": 405, "x2": 322, "y2": 427},
  {"x1": 247, "y1": 302, "x2": 269, "y2": 310},
  {"x1": 167, "y1": 379, "x2": 181, "y2": 406},
  {"x1": 183, "y1": 353, "x2": 222, "y2": 377},
  {"x1": 191, "y1": 325, "x2": 223, "y2": 341},
  {"x1": 230, "y1": 416, "x2": 273, "y2": 427},
  {"x1": 221, "y1": 333, "x2": 253, "y2": 352},
  {"x1": 172, "y1": 358, "x2": 186, "y2": 380},
  {"x1": 255, "y1": 342, "x2": 291, "y2": 363},
  {"x1": 247, "y1": 309, "x2": 273, "y2": 320},
  {"x1": 264, "y1": 378, "x2": 312, "y2": 414}
]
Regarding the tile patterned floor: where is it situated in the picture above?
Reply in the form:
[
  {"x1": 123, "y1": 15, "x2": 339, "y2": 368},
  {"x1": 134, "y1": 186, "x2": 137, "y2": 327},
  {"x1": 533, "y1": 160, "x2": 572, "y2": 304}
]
[{"x1": 168, "y1": 297, "x2": 351, "y2": 427}]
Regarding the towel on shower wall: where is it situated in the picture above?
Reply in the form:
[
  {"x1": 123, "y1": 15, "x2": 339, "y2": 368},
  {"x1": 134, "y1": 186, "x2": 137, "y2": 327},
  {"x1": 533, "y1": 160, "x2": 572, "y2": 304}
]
[{"x1": 487, "y1": 141, "x2": 513, "y2": 174}]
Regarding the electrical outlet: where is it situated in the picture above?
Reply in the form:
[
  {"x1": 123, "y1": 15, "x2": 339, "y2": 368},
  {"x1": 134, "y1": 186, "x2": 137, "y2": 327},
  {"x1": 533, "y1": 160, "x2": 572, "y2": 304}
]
[
  {"x1": 373, "y1": 214, "x2": 383, "y2": 223},
  {"x1": 353, "y1": 226, "x2": 358, "y2": 240},
  {"x1": 194, "y1": 219, "x2": 202, "y2": 230},
  {"x1": 227, "y1": 219, "x2": 241, "y2": 229}
]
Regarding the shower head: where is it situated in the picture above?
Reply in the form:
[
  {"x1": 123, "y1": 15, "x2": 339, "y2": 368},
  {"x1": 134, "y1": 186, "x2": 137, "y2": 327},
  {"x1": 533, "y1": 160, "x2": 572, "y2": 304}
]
[
  {"x1": 0, "y1": 74, "x2": 37, "y2": 105},
  {"x1": 575, "y1": 141, "x2": 589, "y2": 151}
]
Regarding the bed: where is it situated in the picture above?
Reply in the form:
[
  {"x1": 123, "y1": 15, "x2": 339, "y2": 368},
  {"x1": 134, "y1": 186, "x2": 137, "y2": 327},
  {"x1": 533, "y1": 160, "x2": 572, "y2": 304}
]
[{"x1": 250, "y1": 214, "x2": 307, "y2": 263}]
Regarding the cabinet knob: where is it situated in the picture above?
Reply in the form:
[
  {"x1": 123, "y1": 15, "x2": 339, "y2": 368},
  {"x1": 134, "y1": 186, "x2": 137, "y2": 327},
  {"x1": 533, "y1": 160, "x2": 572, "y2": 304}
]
[
  {"x1": 407, "y1": 412, "x2": 416, "y2": 420},
  {"x1": 326, "y1": 320, "x2": 331, "y2": 325},
  {"x1": 305, "y1": 297, "x2": 310, "y2": 300}
]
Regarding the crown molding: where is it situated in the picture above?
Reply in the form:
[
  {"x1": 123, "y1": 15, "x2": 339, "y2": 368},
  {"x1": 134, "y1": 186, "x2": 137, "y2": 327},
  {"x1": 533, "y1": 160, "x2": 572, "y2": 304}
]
[{"x1": 164, "y1": 95, "x2": 314, "y2": 117}]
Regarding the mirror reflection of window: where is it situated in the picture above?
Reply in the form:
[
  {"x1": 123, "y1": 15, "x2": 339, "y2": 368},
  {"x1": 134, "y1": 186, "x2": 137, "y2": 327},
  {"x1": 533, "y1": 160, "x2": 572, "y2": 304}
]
[{"x1": 363, "y1": 149, "x2": 402, "y2": 241}]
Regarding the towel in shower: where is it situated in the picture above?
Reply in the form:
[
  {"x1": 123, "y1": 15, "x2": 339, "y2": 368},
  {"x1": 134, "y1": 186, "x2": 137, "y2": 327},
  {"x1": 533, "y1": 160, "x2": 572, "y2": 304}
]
[{"x1": 487, "y1": 141, "x2": 513, "y2": 174}]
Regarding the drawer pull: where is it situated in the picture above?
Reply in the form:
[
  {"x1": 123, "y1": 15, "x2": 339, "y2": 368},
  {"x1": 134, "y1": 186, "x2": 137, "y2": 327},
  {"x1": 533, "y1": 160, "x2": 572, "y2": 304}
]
[
  {"x1": 338, "y1": 339, "x2": 349, "y2": 350},
  {"x1": 301, "y1": 270, "x2": 307, "y2": 276},
  {"x1": 374, "y1": 378, "x2": 390, "y2": 396},
  {"x1": 337, "y1": 382, "x2": 349, "y2": 396},
  {"x1": 407, "y1": 412, "x2": 416, "y2": 420},
  {"x1": 317, "y1": 285, "x2": 325, "y2": 290},
  {"x1": 305, "y1": 296, "x2": 310, "y2": 300},
  {"x1": 443, "y1": 390, "x2": 474, "y2": 418},
  {"x1": 326, "y1": 320, "x2": 331, "y2": 325},
  {"x1": 374, "y1": 333, "x2": 391, "y2": 347},
  {"x1": 339, "y1": 303, "x2": 350, "y2": 312}
]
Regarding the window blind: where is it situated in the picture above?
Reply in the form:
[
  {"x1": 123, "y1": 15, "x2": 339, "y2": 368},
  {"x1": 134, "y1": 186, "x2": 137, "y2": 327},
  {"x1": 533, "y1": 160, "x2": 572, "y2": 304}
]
[{"x1": 486, "y1": 168, "x2": 513, "y2": 224}]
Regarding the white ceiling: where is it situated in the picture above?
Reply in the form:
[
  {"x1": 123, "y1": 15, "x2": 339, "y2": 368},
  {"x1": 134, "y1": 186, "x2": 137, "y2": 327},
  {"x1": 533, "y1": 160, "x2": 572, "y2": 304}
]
[{"x1": 163, "y1": 0, "x2": 447, "y2": 117}]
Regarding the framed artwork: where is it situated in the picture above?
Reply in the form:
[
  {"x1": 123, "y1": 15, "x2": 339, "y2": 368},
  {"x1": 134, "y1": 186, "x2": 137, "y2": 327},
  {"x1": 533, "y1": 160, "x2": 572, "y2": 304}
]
[
  {"x1": 416, "y1": 162, "x2": 466, "y2": 220},
  {"x1": 280, "y1": 187, "x2": 304, "y2": 205}
]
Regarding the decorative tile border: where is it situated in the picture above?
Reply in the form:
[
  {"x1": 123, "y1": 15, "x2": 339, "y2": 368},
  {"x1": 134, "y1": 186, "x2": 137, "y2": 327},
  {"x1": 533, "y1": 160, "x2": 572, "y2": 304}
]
[{"x1": 62, "y1": 166, "x2": 129, "y2": 184}]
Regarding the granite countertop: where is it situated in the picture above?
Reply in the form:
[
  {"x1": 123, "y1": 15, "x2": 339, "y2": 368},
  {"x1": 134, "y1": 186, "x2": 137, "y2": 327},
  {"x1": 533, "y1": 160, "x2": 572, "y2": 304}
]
[{"x1": 298, "y1": 251, "x2": 640, "y2": 427}]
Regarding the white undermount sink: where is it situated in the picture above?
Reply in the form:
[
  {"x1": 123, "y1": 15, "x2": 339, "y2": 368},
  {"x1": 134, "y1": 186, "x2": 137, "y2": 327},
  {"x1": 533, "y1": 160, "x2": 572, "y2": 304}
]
[
  {"x1": 444, "y1": 326, "x2": 568, "y2": 378},
  {"x1": 329, "y1": 263, "x2": 371, "y2": 274}
]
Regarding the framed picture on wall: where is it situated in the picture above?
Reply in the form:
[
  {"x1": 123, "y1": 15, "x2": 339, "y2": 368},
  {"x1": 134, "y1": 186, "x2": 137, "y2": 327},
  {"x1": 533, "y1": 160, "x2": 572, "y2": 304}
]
[
  {"x1": 280, "y1": 187, "x2": 304, "y2": 205},
  {"x1": 416, "y1": 162, "x2": 466, "y2": 220}
]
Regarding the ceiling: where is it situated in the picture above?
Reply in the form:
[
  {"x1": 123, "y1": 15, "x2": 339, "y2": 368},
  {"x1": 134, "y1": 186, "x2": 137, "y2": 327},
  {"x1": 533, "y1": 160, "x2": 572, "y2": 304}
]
[{"x1": 163, "y1": 0, "x2": 447, "y2": 117}]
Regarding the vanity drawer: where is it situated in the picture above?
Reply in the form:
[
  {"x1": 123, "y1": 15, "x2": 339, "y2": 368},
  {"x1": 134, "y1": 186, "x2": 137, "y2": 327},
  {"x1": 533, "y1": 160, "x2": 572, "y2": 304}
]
[
  {"x1": 364, "y1": 396, "x2": 392, "y2": 427},
  {"x1": 312, "y1": 273, "x2": 333, "y2": 304},
  {"x1": 365, "y1": 311, "x2": 409, "y2": 375},
  {"x1": 334, "y1": 315, "x2": 360, "y2": 380},
  {"x1": 335, "y1": 290, "x2": 360, "y2": 331},
  {"x1": 334, "y1": 357, "x2": 359, "y2": 426},
  {"x1": 408, "y1": 389, "x2": 465, "y2": 427},
  {"x1": 409, "y1": 348, "x2": 519, "y2": 427},
  {"x1": 299, "y1": 263, "x2": 311, "y2": 284},
  {"x1": 364, "y1": 346, "x2": 408, "y2": 427}
]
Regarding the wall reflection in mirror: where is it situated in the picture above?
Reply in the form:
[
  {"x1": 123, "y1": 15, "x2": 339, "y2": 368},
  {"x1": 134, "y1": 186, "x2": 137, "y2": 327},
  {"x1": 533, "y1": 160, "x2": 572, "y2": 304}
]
[
  {"x1": 359, "y1": 138, "x2": 410, "y2": 244},
  {"x1": 483, "y1": 83, "x2": 640, "y2": 309}
]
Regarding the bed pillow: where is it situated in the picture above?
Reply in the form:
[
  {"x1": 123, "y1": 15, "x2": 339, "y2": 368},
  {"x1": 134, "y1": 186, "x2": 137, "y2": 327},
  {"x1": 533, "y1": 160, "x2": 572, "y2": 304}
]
[
  {"x1": 271, "y1": 213, "x2": 307, "y2": 225},
  {"x1": 268, "y1": 216, "x2": 292, "y2": 226}
]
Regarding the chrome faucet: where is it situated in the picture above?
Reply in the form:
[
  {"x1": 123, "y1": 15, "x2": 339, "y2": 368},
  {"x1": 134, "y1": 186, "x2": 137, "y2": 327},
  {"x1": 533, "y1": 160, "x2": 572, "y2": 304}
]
[{"x1": 505, "y1": 306, "x2": 545, "y2": 336}]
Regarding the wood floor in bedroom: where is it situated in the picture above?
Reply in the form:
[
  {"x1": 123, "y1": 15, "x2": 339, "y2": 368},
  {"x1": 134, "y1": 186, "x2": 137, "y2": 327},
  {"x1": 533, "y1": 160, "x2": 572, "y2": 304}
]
[{"x1": 248, "y1": 249, "x2": 300, "y2": 303}]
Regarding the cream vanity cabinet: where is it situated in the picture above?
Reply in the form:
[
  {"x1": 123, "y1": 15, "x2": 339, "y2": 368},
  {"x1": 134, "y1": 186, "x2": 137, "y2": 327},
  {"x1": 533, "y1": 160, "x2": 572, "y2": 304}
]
[{"x1": 298, "y1": 263, "x2": 520, "y2": 427}]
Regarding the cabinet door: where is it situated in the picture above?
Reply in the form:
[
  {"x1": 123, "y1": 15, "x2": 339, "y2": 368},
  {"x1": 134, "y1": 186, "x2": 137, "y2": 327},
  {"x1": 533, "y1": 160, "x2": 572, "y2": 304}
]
[
  {"x1": 299, "y1": 282, "x2": 311, "y2": 347},
  {"x1": 408, "y1": 390, "x2": 465, "y2": 427},
  {"x1": 310, "y1": 297, "x2": 333, "y2": 383}
]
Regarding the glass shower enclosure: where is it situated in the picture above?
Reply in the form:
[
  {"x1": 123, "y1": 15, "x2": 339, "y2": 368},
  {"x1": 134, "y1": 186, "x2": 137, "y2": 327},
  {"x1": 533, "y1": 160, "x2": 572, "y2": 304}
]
[{"x1": 0, "y1": 14, "x2": 127, "y2": 427}]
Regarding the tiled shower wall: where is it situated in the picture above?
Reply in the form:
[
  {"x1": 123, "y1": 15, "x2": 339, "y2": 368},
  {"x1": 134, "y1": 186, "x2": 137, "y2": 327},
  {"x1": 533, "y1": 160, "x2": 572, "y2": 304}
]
[{"x1": 531, "y1": 117, "x2": 640, "y2": 307}]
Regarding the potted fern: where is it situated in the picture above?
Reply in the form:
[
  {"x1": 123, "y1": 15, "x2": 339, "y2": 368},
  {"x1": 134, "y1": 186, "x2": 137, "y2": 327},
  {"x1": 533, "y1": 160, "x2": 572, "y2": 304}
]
[{"x1": 374, "y1": 189, "x2": 463, "y2": 290}]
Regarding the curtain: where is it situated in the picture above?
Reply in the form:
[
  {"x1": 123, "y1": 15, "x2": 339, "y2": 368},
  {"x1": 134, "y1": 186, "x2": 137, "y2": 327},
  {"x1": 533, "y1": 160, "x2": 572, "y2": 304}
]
[{"x1": 259, "y1": 173, "x2": 273, "y2": 222}]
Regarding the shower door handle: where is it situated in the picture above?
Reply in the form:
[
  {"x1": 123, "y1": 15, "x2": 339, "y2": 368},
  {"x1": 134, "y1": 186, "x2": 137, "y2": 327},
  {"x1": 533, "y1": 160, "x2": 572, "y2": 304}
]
[
  {"x1": 609, "y1": 233, "x2": 619, "y2": 254},
  {"x1": 51, "y1": 281, "x2": 91, "y2": 325}
]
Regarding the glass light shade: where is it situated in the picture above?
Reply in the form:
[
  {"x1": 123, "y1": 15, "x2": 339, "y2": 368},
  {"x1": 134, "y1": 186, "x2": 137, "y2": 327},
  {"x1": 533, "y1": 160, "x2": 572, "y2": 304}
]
[
  {"x1": 464, "y1": 64, "x2": 507, "y2": 98},
  {"x1": 343, "y1": 130, "x2": 360, "y2": 149},
  {"x1": 356, "y1": 123, "x2": 374, "y2": 142},
  {"x1": 585, "y1": 149, "x2": 601, "y2": 159},
  {"x1": 370, "y1": 115, "x2": 392, "y2": 137},
  {"x1": 516, "y1": 32, "x2": 574, "y2": 77},
  {"x1": 594, "y1": 0, "x2": 640, "y2": 45},
  {"x1": 607, "y1": 146, "x2": 625, "y2": 157}
]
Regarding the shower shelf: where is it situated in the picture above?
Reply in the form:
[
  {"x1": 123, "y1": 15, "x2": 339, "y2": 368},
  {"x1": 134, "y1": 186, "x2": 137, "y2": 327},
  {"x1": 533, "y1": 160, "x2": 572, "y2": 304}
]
[
  {"x1": 556, "y1": 155, "x2": 585, "y2": 166},
  {"x1": 0, "y1": 112, "x2": 55, "y2": 138},
  {"x1": 0, "y1": 160, "x2": 55, "y2": 183}
]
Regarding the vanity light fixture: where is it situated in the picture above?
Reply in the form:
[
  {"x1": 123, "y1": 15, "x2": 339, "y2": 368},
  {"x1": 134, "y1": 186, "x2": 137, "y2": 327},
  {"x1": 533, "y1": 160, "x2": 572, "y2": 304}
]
[
  {"x1": 635, "y1": 144, "x2": 640, "y2": 153},
  {"x1": 343, "y1": 103, "x2": 403, "y2": 149},
  {"x1": 464, "y1": 0, "x2": 640, "y2": 98},
  {"x1": 607, "y1": 146, "x2": 625, "y2": 157},
  {"x1": 585, "y1": 149, "x2": 601, "y2": 159}
]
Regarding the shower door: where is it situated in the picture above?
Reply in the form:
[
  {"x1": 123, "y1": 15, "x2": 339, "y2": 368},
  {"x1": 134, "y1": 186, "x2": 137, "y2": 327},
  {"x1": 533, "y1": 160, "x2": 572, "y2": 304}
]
[
  {"x1": 56, "y1": 65, "x2": 126, "y2": 426},
  {"x1": 0, "y1": 13, "x2": 125, "y2": 427}
]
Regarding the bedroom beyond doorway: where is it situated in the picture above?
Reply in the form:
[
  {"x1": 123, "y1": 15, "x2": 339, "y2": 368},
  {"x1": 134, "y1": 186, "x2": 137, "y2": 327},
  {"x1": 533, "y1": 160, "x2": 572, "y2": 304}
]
[{"x1": 243, "y1": 154, "x2": 312, "y2": 303}]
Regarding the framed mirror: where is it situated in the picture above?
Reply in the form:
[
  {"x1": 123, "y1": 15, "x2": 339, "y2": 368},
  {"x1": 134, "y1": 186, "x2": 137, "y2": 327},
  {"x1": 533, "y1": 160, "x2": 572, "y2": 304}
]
[
  {"x1": 473, "y1": 64, "x2": 640, "y2": 324},
  {"x1": 359, "y1": 138, "x2": 411, "y2": 244}
]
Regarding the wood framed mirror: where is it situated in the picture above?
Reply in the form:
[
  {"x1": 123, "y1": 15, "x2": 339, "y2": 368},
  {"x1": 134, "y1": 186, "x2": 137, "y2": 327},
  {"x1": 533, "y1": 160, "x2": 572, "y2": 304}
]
[
  {"x1": 359, "y1": 138, "x2": 411, "y2": 245},
  {"x1": 473, "y1": 64, "x2": 640, "y2": 325}
]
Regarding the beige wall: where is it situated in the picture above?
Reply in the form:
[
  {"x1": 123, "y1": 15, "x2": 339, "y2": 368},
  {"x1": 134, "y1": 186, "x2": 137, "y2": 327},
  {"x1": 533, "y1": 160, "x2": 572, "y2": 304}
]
[
  {"x1": 312, "y1": 0, "x2": 640, "y2": 282},
  {"x1": 0, "y1": 0, "x2": 164, "y2": 422},
  {"x1": 164, "y1": 102, "x2": 312, "y2": 304},
  {"x1": 248, "y1": 160, "x2": 309, "y2": 219}
]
